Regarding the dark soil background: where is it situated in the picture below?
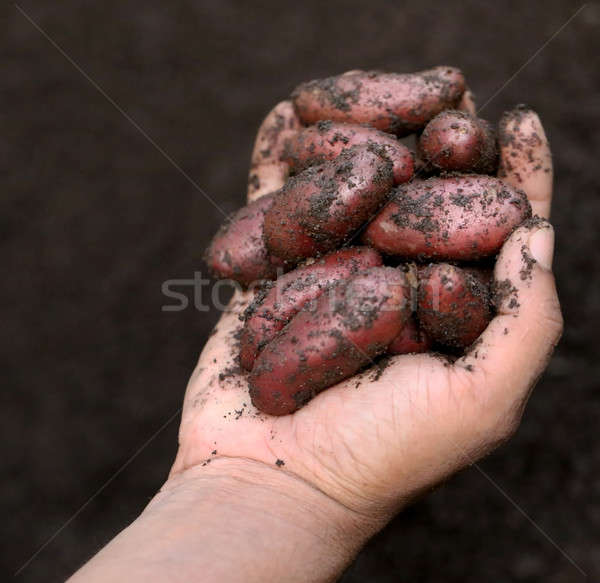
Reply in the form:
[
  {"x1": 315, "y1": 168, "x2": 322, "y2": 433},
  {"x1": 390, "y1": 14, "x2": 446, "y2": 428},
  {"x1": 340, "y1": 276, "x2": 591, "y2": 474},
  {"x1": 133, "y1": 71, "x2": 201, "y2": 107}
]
[{"x1": 3, "y1": 1, "x2": 599, "y2": 580}]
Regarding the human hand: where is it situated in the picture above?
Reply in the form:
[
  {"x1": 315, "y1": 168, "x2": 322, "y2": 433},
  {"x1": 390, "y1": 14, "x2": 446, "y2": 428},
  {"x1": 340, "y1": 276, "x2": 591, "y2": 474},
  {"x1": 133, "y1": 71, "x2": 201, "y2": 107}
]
[{"x1": 170, "y1": 96, "x2": 561, "y2": 524}]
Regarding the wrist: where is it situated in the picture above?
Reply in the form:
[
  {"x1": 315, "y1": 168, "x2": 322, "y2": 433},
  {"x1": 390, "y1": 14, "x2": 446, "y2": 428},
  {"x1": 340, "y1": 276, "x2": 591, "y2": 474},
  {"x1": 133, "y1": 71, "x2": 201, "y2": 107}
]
[
  {"x1": 71, "y1": 457, "x2": 376, "y2": 583},
  {"x1": 156, "y1": 457, "x2": 374, "y2": 582}
]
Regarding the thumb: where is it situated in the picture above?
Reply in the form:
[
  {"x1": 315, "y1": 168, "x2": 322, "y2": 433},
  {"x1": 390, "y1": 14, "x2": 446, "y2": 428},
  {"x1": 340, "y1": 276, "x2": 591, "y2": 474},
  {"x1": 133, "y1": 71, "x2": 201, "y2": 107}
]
[{"x1": 457, "y1": 219, "x2": 563, "y2": 441}]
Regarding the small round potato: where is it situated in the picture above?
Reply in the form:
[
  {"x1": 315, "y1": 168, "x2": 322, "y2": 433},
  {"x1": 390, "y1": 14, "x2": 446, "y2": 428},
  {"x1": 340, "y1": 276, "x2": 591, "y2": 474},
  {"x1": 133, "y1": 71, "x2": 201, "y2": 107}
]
[
  {"x1": 418, "y1": 110, "x2": 498, "y2": 174},
  {"x1": 417, "y1": 263, "x2": 491, "y2": 349}
]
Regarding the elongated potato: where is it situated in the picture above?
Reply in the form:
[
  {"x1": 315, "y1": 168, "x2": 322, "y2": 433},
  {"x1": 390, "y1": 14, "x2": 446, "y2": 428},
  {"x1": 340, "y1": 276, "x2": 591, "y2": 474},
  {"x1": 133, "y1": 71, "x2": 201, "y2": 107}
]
[
  {"x1": 362, "y1": 175, "x2": 531, "y2": 260},
  {"x1": 292, "y1": 67, "x2": 465, "y2": 135},
  {"x1": 282, "y1": 121, "x2": 414, "y2": 184},
  {"x1": 240, "y1": 247, "x2": 382, "y2": 370},
  {"x1": 417, "y1": 263, "x2": 491, "y2": 349},
  {"x1": 249, "y1": 267, "x2": 411, "y2": 415},
  {"x1": 388, "y1": 316, "x2": 432, "y2": 354},
  {"x1": 418, "y1": 110, "x2": 498, "y2": 174},
  {"x1": 204, "y1": 193, "x2": 286, "y2": 287},
  {"x1": 264, "y1": 146, "x2": 393, "y2": 262}
]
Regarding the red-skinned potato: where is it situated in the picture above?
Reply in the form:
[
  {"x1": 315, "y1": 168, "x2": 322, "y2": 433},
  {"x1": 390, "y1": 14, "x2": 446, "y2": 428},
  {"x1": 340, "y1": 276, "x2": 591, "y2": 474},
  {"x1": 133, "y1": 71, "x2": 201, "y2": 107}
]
[
  {"x1": 418, "y1": 110, "x2": 498, "y2": 174},
  {"x1": 249, "y1": 266, "x2": 411, "y2": 415},
  {"x1": 388, "y1": 316, "x2": 432, "y2": 354},
  {"x1": 282, "y1": 121, "x2": 414, "y2": 184},
  {"x1": 417, "y1": 263, "x2": 491, "y2": 350},
  {"x1": 292, "y1": 66, "x2": 465, "y2": 135},
  {"x1": 362, "y1": 175, "x2": 531, "y2": 261},
  {"x1": 204, "y1": 193, "x2": 286, "y2": 287},
  {"x1": 240, "y1": 246, "x2": 382, "y2": 371},
  {"x1": 264, "y1": 146, "x2": 393, "y2": 262}
]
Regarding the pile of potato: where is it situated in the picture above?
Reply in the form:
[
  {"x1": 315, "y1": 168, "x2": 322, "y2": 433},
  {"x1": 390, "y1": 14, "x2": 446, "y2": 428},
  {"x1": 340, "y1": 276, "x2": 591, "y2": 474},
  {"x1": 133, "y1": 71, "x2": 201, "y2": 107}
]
[{"x1": 205, "y1": 67, "x2": 532, "y2": 415}]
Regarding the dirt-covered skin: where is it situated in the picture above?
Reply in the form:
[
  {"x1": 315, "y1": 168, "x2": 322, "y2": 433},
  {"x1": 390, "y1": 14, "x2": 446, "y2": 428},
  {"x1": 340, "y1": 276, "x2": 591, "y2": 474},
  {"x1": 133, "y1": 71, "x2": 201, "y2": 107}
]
[
  {"x1": 264, "y1": 146, "x2": 393, "y2": 262},
  {"x1": 247, "y1": 100, "x2": 301, "y2": 201},
  {"x1": 250, "y1": 100, "x2": 302, "y2": 168},
  {"x1": 292, "y1": 66, "x2": 465, "y2": 135},
  {"x1": 362, "y1": 175, "x2": 531, "y2": 261},
  {"x1": 239, "y1": 246, "x2": 382, "y2": 370},
  {"x1": 204, "y1": 193, "x2": 286, "y2": 287},
  {"x1": 497, "y1": 104, "x2": 553, "y2": 194},
  {"x1": 417, "y1": 110, "x2": 498, "y2": 174},
  {"x1": 249, "y1": 266, "x2": 411, "y2": 415},
  {"x1": 417, "y1": 263, "x2": 491, "y2": 350},
  {"x1": 282, "y1": 121, "x2": 414, "y2": 184}
]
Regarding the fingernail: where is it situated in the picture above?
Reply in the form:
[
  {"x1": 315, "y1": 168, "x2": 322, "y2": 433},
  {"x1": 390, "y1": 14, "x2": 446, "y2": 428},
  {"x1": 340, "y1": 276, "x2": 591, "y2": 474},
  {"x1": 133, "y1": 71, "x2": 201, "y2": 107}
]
[
  {"x1": 528, "y1": 224, "x2": 555, "y2": 271},
  {"x1": 514, "y1": 103, "x2": 534, "y2": 112}
]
